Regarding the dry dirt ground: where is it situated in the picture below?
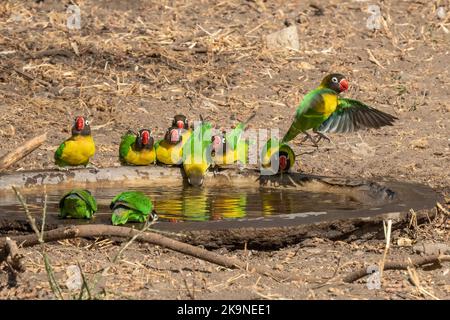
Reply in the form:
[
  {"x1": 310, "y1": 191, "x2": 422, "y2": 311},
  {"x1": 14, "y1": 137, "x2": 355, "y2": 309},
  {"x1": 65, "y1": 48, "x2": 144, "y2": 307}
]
[{"x1": 0, "y1": 0, "x2": 449, "y2": 299}]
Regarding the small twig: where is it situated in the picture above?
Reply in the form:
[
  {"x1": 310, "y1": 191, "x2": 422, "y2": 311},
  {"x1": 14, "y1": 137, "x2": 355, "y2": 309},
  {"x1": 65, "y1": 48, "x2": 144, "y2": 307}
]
[
  {"x1": 366, "y1": 49, "x2": 385, "y2": 69},
  {"x1": 77, "y1": 262, "x2": 92, "y2": 300},
  {"x1": 407, "y1": 264, "x2": 440, "y2": 300},
  {"x1": 12, "y1": 187, "x2": 64, "y2": 300},
  {"x1": 379, "y1": 219, "x2": 392, "y2": 280},
  {"x1": 344, "y1": 254, "x2": 450, "y2": 283},
  {"x1": 0, "y1": 132, "x2": 47, "y2": 173}
]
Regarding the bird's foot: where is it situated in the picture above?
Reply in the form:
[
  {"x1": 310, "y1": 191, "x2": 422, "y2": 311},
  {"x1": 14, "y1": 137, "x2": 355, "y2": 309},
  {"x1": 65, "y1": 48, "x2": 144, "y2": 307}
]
[
  {"x1": 85, "y1": 163, "x2": 100, "y2": 173},
  {"x1": 300, "y1": 132, "x2": 319, "y2": 148},
  {"x1": 56, "y1": 166, "x2": 70, "y2": 172},
  {"x1": 313, "y1": 132, "x2": 331, "y2": 144},
  {"x1": 150, "y1": 210, "x2": 159, "y2": 222}
]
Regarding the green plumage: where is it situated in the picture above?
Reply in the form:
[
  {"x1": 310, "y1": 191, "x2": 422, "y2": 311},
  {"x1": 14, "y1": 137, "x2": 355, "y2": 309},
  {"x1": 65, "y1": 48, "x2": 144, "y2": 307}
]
[
  {"x1": 318, "y1": 98, "x2": 398, "y2": 133},
  {"x1": 182, "y1": 122, "x2": 213, "y2": 162},
  {"x1": 59, "y1": 189, "x2": 97, "y2": 219},
  {"x1": 282, "y1": 88, "x2": 335, "y2": 143},
  {"x1": 119, "y1": 131, "x2": 136, "y2": 161},
  {"x1": 110, "y1": 191, "x2": 154, "y2": 225},
  {"x1": 260, "y1": 138, "x2": 295, "y2": 174}
]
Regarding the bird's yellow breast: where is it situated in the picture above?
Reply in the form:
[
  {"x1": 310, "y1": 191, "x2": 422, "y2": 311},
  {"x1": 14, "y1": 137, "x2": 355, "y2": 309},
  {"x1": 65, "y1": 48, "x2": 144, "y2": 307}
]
[
  {"x1": 156, "y1": 141, "x2": 183, "y2": 165},
  {"x1": 156, "y1": 130, "x2": 192, "y2": 165},
  {"x1": 124, "y1": 147, "x2": 155, "y2": 165},
  {"x1": 315, "y1": 93, "x2": 338, "y2": 117},
  {"x1": 61, "y1": 135, "x2": 95, "y2": 165}
]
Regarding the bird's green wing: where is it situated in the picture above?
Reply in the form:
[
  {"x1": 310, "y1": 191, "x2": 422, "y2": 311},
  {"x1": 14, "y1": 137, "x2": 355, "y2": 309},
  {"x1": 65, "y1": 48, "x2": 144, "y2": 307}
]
[
  {"x1": 225, "y1": 123, "x2": 245, "y2": 151},
  {"x1": 71, "y1": 189, "x2": 97, "y2": 212},
  {"x1": 110, "y1": 191, "x2": 153, "y2": 215},
  {"x1": 54, "y1": 142, "x2": 66, "y2": 161},
  {"x1": 119, "y1": 132, "x2": 136, "y2": 160},
  {"x1": 318, "y1": 98, "x2": 398, "y2": 133},
  {"x1": 282, "y1": 88, "x2": 335, "y2": 143},
  {"x1": 225, "y1": 113, "x2": 255, "y2": 150}
]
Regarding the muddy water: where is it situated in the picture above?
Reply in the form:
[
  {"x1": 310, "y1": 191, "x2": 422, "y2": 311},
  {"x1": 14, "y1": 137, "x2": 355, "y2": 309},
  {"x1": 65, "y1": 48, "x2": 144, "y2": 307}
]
[{"x1": 0, "y1": 186, "x2": 363, "y2": 223}]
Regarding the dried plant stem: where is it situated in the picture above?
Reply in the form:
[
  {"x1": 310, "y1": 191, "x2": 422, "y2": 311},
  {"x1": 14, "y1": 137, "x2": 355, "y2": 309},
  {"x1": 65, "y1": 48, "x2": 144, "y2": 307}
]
[{"x1": 12, "y1": 186, "x2": 64, "y2": 300}]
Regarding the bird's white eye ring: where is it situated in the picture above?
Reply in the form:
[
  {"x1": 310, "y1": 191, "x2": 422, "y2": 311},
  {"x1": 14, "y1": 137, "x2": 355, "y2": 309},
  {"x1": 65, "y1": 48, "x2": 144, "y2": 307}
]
[
  {"x1": 222, "y1": 138, "x2": 226, "y2": 143},
  {"x1": 332, "y1": 77, "x2": 338, "y2": 83},
  {"x1": 85, "y1": 120, "x2": 90, "y2": 125}
]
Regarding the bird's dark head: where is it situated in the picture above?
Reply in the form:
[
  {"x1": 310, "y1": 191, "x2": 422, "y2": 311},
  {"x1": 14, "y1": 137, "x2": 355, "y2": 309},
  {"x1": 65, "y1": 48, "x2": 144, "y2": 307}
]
[
  {"x1": 72, "y1": 116, "x2": 91, "y2": 136},
  {"x1": 320, "y1": 73, "x2": 349, "y2": 93},
  {"x1": 136, "y1": 129, "x2": 154, "y2": 149},
  {"x1": 172, "y1": 114, "x2": 189, "y2": 130},
  {"x1": 164, "y1": 127, "x2": 183, "y2": 145}
]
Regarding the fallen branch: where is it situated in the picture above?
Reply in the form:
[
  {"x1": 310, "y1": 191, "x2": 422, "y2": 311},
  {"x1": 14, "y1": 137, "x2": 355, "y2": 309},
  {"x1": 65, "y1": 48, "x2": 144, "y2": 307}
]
[
  {"x1": 0, "y1": 237, "x2": 25, "y2": 272},
  {"x1": 344, "y1": 254, "x2": 450, "y2": 283},
  {"x1": 0, "y1": 224, "x2": 298, "y2": 282},
  {"x1": 0, "y1": 132, "x2": 47, "y2": 173}
]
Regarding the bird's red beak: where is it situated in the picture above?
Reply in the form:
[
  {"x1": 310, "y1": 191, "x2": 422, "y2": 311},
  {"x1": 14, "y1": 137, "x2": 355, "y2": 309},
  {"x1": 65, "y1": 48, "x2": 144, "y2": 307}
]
[
  {"x1": 75, "y1": 117, "x2": 84, "y2": 131},
  {"x1": 141, "y1": 131, "x2": 150, "y2": 145},
  {"x1": 279, "y1": 155, "x2": 288, "y2": 171},
  {"x1": 339, "y1": 79, "x2": 349, "y2": 92},
  {"x1": 212, "y1": 135, "x2": 221, "y2": 151},
  {"x1": 170, "y1": 129, "x2": 180, "y2": 143},
  {"x1": 176, "y1": 120, "x2": 184, "y2": 129}
]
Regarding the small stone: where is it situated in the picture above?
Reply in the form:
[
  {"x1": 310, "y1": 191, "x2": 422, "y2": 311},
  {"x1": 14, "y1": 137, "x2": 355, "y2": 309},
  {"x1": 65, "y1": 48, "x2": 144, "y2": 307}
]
[
  {"x1": 410, "y1": 138, "x2": 428, "y2": 149},
  {"x1": 437, "y1": 7, "x2": 446, "y2": 20},
  {"x1": 65, "y1": 265, "x2": 82, "y2": 291},
  {"x1": 266, "y1": 26, "x2": 299, "y2": 51},
  {"x1": 397, "y1": 237, "x2": 413, "y2": 247}
]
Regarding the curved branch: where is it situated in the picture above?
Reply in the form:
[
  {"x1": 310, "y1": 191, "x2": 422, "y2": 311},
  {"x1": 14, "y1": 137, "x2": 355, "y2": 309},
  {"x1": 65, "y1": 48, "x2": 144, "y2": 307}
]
[
  {"x1": 0, "y1": 224, "x2": 299, "y2": 282},
  {"x1": 344, "y1": 254, "x2": 450, "y2": 283}
]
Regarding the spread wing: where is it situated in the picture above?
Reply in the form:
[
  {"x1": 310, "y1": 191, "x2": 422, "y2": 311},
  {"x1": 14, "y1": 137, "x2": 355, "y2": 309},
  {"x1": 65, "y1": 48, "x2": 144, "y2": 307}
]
[{"x1": 318, "y1": 98, "x2": 398, "y2": 133}]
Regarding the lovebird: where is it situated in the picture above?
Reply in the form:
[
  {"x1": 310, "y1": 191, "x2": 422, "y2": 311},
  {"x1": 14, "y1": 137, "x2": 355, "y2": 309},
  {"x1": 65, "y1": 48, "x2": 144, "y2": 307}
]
[
  {"x1": 54, "y1": 116, "x2": 95, "y2": 167},
  {"x1": 182, "y1": 120, "x2": 213, "y2": 187},
  {"x1": 260, "y1": 138, "x2": 296, "y2": 174},
  {"x1": 155, "y1": 115, "x2": 192, "y2": 165},
  {"x1": 119, "y1": 129, "x2": 156, "y2": 165},
  {"x1": 210, "y1": 113, "x2": 255, "y2": 167},
  {"x1": 282, "y1": 73, "x2": 398, "y2": 146},
  {"x1": 110, "y1": 191, "x2": 157, "y2": 226},
  {"x1": 58, "y1": 189, "x2": 97, "y2": 219}
]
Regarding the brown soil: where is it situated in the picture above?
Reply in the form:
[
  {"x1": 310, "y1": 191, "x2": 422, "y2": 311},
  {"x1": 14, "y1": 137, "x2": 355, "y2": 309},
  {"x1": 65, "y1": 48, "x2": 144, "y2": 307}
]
[{"x1": 0, "y1": 0, "x2": 449, "y2": 299}]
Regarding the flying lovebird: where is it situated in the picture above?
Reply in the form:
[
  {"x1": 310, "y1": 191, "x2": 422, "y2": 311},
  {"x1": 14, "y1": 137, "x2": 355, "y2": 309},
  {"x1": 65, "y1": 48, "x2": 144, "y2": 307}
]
[
  {"x1": 282, "y1": 73, "x2": 398, "y2": 146},
  {"x1": 182, "y1": 119, "x2": 213, "y2": 187},
  {"x1": 119, "y1": 129, "x2": 156, "y2": 165},
  {"x1": 210, "y1": 113, "x2": 255, "y2": 168},
  {"x1": 54, "y1": 116, "x2": 95, "y2": 167},
  {"x1": 155, "y1": 114, "x2": 192, "y2": 165},
  {"x1": 110, "y1": 191, "x2": 157, "y2": 226},
  {"x1": 58, "y1": 189, "x2": 97, "y2": 219}
]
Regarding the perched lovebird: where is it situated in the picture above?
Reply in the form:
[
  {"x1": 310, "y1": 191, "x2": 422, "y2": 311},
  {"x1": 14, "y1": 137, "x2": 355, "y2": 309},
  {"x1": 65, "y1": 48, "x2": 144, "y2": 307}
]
[
  {"x1": 260, "y1": 138, "x2": 296, "y2": 174},
  {"x1": 54, "y1": 116, "x2": 95, "y2": 167},
  {"x1": 155, "y1": 115, "x2": 192, "y2": 165},
  {"x1": 119, "y1": 129, "x2": 156, "y2": 165},
  {"x1": 58, "y1": 189, "x2": 97, "y2": 219},
  {"x1": 210, "y1": 113, "x2": 255, "y2": 167},
  {"x1": 182, "y1": 120, "x2": 213, "y2": 187},
  {"x1": 282, "y1": 74, "x2": 398, "y2": 146},
  {"x1": 110, "y1": 191, "x2": 157, "y2": 226}
]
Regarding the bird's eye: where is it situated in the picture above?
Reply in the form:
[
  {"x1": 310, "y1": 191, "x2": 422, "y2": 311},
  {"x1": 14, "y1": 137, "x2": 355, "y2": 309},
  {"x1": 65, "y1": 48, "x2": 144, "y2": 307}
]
[
  {"x1": 332, "y1": 77, "x2": 338, "y2": 83},
  {"x1": 222, "y1": 138, "x2": 226, "y2": 144},
  {"x1": 85, "y1": 120, "x2": 90, "y2": 125}
]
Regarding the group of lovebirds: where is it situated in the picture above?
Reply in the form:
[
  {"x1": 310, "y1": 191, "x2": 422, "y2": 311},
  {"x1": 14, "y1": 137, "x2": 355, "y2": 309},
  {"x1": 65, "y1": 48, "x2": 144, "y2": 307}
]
[{"x1": 55, "y1": 73, "x2": 398, "y2": 225}]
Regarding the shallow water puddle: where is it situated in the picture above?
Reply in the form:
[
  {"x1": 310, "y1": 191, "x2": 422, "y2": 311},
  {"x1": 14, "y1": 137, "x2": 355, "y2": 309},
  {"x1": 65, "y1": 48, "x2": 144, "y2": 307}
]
[{"x1": 0, "y1": 186, "x2": 363, "y2": 222}]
